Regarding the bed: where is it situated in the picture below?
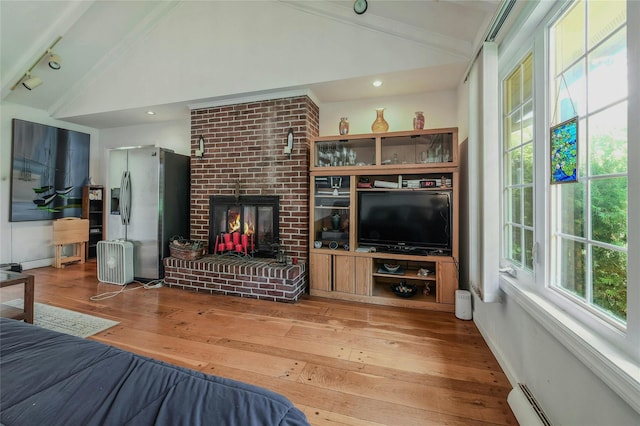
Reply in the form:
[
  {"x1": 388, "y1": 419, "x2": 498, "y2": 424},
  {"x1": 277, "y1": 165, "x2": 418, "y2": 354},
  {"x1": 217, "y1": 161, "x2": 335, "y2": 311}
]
[{"x1": 0, "y1": 318, "x2": 309, "y2": 426}]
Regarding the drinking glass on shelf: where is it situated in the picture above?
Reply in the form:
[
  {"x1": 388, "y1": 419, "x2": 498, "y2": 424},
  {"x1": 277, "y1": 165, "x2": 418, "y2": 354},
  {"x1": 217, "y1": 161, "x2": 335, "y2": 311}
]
[
  {"x1": 434, "y1": 145, "x2": 442, "y2": 162},
  {"x1": 427, "y1": 147, "x2": 437, "y2": 163},
  {"x1": 442, "y1": 146, "x2": 452, "y2": 162},
  {"x1": 348, "y1": 149, "x2": 356, "y2": 165}
]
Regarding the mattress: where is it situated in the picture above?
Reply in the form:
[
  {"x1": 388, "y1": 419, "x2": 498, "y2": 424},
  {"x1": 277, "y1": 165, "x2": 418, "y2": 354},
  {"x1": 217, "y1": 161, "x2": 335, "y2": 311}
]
[{"x1": 0, "y1": 317, "x2": 309, "y2": 426}]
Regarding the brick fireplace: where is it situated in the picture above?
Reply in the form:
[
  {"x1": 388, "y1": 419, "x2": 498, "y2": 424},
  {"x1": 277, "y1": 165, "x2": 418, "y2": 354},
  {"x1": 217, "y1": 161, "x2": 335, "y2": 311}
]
[{"x1": 164, "y1": 95, "x2": 319, "y2": 302}]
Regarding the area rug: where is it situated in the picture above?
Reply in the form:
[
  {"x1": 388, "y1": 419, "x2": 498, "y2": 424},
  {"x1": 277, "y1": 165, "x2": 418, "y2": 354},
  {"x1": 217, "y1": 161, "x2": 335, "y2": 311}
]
[{"x1": 4, "y1": 299, "x2": 119, "y2": 338}]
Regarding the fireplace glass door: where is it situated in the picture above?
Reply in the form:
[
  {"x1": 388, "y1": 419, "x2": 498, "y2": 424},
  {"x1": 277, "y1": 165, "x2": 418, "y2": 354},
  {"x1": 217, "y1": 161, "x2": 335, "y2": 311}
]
[{"x1": 210, "y1": 196, "x2": 278, "y2": 257}]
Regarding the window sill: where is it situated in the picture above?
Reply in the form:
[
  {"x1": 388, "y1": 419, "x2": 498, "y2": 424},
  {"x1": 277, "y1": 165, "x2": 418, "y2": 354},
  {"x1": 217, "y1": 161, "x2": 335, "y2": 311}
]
[{"x1": 499, "y1": 277, "x2": 640, "y2": 414}]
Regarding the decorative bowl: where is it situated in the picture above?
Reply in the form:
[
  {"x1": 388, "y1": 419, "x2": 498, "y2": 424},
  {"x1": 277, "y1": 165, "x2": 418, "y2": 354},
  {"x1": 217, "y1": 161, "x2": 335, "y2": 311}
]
[
  {"x1": 384, "y1": 263, "x2": 400, "y2": 273},
  {"x1": 391, "y1": 282, "x2": 417, "y2": 298}
]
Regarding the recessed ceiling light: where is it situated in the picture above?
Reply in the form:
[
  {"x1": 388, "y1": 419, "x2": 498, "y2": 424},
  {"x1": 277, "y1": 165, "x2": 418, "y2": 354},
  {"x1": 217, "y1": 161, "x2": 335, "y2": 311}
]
[
  {"x1": 372, "y1": 80, "x2": 382, "y2": 87},
  {"x1": 146, "y1": 111, "x2": 156, "y2": 115}
]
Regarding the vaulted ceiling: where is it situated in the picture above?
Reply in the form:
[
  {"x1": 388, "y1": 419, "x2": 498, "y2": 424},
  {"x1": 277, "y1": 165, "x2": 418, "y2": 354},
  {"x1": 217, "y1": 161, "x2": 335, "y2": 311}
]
[{"x1": 1, "y1": 1, "x2": 500, "y2": 128}]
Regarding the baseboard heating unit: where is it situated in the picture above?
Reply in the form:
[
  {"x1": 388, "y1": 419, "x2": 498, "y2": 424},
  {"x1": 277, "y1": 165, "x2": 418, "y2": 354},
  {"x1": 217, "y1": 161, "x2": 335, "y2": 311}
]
[
  {"x1": 507, "y1": 383, "x2": 552, "y2": 426},
  {"x1": 97, "y1": 240, "x2": 134, "y2": 285}
]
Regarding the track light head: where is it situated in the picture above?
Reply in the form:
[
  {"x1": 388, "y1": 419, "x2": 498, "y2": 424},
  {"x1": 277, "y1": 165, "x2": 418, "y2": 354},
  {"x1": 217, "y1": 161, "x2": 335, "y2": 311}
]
[
  {"x1": 10, "y1": 36, "x2": 62, "y2": 91},
  {"x1": 48, "y1": 51, "x2": 61, "y2": 70},
  {"x1": 22, "y1": 73, "x2": 42, "y2": 90}
]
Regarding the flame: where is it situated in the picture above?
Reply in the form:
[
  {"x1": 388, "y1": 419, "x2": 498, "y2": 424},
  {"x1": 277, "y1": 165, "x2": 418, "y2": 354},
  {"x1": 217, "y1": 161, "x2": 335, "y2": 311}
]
[
  {"x1": 228, "y1": 212, "x2": 240, "y2": 233},
  {"x1": 227, "y1": 208, "x2": 255, "y2": 236},
  {"x1": 244, "y1": 221, "x2": 255, "y2": 235}
]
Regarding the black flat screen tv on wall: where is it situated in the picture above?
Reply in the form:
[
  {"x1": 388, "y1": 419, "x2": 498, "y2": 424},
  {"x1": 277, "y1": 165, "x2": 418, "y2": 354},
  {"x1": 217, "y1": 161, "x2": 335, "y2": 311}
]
[
  {"x1": 357, "y1": 190, "x2": 452, "y2": 254},
  {"x1": 10, "y1": 119, "x2": 90, "y2": 222}
]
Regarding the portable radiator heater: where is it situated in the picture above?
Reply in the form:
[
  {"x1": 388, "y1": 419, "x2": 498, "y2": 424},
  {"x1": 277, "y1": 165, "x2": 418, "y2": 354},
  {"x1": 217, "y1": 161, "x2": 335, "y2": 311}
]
[{"x1": 97, "y1": 240, "x2": 134, "y2": 285}]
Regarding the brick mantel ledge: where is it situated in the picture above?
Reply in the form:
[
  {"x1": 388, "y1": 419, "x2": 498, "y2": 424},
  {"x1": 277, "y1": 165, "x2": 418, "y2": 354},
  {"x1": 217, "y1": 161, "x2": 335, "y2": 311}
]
[{"x1": 164, "y1": 256, "x2": 307, "y2": 303}]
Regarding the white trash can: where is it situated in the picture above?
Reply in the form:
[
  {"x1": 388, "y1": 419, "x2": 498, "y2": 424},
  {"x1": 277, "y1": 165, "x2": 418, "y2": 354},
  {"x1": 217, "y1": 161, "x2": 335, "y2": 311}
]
[{"x1": 455, "y1": 289, "x2": 472, "y2": 320}]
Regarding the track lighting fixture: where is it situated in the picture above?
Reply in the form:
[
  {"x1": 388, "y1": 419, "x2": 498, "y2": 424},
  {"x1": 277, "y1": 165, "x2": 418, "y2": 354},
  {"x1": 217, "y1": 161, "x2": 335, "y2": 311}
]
[
  {"x1": 48, "y1": 51, "x2": 61, "y2": 70},
  {"x1": 10, "y1": 36, "x2": 62, "y2": 91},
  {"x1": 22, "y1": 73, "x2": 43, "y2": 90}
]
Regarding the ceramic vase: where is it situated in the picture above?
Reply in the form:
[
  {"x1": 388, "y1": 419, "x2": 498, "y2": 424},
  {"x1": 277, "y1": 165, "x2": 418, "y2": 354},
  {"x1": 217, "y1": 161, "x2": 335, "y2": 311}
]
[
  {"x1": 413, "y1": 111, "x2": 425, "y2": 130},
  {"x1": 371, "y1": 108, "x2": 389, "y2": 133},
  {"x1": 339, "y1": 117, "x2": 349, "y2": 135}
]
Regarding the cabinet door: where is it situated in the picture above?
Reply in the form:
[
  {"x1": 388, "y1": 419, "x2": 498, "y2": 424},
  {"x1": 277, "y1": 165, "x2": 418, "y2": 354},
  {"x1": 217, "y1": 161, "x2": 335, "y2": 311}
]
[
  {"x1": 437, "y1": 261, "x2": 458, "y2": 304},
  {"x1": 312, "y1": 137, "x2": 375, "y2": 168},
  {"x1": 311, "y1": 176, "x2": 350, "y2": 248},
  {"x1": 355, "y1": 257, "x2": 372, "y2": 296},
  {"x1": 333, "y1": 256, "x2": 355, "y2": 293},
  {"x1": 381, "y1": 132, "x2": 455, "y2": 165},
  {"x1": 310, "y1": 253, "x2": 332, "y2": 292}
]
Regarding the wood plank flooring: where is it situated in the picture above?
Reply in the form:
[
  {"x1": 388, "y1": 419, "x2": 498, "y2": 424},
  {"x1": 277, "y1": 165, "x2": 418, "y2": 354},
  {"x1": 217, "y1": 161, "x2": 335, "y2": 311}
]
[{"x1": 1, "y1": 261, "x2": 518, "y2": 425}]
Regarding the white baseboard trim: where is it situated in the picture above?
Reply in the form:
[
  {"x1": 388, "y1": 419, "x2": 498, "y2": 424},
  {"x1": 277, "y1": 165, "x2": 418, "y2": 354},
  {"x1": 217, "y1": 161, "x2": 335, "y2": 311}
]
[{"x1": 20, "y1": 258, "x2": 54, "y2": 270}]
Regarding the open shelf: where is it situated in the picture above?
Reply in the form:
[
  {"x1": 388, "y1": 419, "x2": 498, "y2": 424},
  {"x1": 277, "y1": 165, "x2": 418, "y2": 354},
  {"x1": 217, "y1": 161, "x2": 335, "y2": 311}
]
[
  {"x1": 82, "y1": 185, "x2": 104, "y2": 260},
  {"x1": 372, "y1": 280, "x2": 437, "y2": 304},
  {"x1": 373, "y1": 270, "x2": 437, "y2": 282}
]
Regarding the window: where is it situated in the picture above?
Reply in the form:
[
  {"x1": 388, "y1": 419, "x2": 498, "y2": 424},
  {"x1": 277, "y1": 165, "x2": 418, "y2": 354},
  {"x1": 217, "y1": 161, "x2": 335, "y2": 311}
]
[
  {"x1": 503, "y1": 54, "x2": 534, "y2": 272},
  {"x1": 549, "y1": 0, "x2": 627, "y2": 325},
  {"x1": 495, "y1": 0, "x2": 638, "y2": 409}
]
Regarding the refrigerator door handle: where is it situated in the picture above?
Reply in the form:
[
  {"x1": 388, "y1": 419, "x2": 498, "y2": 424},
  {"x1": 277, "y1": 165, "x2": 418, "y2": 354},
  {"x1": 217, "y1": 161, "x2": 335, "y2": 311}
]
[{"x1": 120, "y1": 171, "x2": 131, "y2": 225}]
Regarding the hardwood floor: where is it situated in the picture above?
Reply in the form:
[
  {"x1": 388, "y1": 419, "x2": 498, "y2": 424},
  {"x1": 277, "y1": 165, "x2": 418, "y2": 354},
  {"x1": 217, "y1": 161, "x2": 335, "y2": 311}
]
[{"x1": 1, "y1": 261, "x2": 518, "y2": 425}]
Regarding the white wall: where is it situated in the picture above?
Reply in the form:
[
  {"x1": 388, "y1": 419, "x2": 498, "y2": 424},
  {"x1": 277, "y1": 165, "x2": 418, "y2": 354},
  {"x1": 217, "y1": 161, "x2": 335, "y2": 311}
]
[
  {"x1": 0, "y1": 102, "x2": 99, "y2": 268},
  {"x1": 319, "y1": 90, "x2": 457, "y2": 136},
  {"x1": 474, "y1": 293, "x2": 639, "y2": 424}
]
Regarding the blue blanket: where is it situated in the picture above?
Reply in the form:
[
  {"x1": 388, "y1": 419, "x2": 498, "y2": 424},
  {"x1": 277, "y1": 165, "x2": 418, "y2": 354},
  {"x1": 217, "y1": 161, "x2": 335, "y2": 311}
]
[{"x1": 0, "y1": 318, "x2": 309, "y2": 426}]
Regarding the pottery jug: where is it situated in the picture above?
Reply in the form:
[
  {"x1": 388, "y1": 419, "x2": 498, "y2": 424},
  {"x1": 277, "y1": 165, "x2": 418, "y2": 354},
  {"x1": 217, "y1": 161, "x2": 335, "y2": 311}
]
[{"x1": 371, "y1": 108, "x2": 389, "y2": 133}]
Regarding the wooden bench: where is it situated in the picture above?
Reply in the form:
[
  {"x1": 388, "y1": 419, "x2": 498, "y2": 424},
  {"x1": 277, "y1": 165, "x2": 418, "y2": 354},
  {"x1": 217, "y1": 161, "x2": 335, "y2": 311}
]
[{"x1": 53, "y1": 218, "x2": 89, "y2": 268}]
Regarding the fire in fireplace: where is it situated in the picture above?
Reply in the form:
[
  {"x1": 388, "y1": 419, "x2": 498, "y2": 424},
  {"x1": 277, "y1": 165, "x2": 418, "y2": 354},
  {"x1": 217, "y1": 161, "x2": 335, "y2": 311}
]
[{"x1": 209, "y1": 196, "x2": 280, "y2": 257}]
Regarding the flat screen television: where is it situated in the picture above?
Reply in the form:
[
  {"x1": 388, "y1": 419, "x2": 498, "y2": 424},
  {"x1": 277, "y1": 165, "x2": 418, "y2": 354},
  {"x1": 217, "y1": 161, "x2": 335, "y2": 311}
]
[{"x1": 357, "y1": 190, "x2": 452, "y2": 254}]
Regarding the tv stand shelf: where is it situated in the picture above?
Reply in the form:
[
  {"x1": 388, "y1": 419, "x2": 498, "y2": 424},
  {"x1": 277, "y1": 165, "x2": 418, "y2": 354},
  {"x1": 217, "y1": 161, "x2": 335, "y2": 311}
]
[
  {"x1": 309, "y1": 128, "x2": 459, "y2": 312},
  {"x1": 372, "y1": 271, "x2": 436, "y2": 282},
  {"x1": 372, "y1": 283, "x2": 438, "y2": 307}
]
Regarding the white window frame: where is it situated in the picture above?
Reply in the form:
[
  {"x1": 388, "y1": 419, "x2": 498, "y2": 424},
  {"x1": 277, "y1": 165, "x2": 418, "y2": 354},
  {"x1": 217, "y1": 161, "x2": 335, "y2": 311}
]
[
  {"x1": 500, "y1": 50, "x2": 538, "y2": 276},
  {"x1": 496, "y1": 0, "x2": 639, "y2": 413},
  {"x1": 547, "y1": 0, "x2": 629, "y2": 331}
]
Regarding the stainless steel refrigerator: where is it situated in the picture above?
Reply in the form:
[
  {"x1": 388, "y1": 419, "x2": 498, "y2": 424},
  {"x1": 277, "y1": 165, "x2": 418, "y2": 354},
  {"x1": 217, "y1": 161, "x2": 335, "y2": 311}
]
[{"x1": 107, "y1": 147, "x2": 190, "y2": 280}]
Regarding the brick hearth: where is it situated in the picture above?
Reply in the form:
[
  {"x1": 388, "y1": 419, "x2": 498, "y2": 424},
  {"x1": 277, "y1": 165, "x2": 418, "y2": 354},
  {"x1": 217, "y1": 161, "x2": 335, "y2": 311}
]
[{"x1": 164, "y1": 256, "x2": 306, "y2": 303}]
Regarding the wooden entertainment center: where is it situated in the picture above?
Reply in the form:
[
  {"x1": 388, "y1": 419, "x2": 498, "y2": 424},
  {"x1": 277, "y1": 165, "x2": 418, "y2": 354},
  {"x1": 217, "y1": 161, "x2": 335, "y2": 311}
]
[{"x1": 309, "y1": 128, "x2": 459, "y2": 312}]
